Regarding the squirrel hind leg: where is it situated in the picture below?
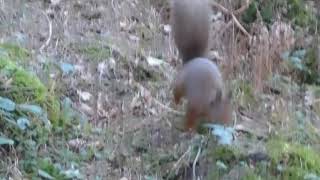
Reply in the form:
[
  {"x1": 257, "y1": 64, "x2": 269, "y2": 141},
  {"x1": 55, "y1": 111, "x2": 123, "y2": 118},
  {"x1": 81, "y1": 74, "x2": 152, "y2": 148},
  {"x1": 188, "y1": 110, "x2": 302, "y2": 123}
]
[
  {"x1": 173, "y1": 85, "x2": 183, "y2": 104},
  {"x1": 185, "y1": 106, "x2": 199, "y2": 132}
]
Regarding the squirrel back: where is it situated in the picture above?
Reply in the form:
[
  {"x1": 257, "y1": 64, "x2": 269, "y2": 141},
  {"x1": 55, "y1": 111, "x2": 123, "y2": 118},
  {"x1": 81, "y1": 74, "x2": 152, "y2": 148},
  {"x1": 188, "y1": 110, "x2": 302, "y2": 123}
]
[{"x1": 170, "y1": 0, "x2": 210, "y2": 63}]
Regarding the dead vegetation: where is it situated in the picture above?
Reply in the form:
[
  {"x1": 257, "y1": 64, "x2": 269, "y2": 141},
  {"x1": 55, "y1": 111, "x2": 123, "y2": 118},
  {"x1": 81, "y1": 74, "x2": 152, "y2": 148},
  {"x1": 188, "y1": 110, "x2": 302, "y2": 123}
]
[{"x1": 0, "y1": 0, "x2": 320, "y2": 179}]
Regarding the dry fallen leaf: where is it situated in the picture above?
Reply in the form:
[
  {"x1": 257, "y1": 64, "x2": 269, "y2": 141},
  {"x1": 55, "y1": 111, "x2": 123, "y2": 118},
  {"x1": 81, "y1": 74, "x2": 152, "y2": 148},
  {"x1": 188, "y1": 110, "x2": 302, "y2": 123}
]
[
  {"x1": 79, "y1": 103, "x2": 94, "y2": 116},
  {"x1": 146, "y1": 56, "x2": 164, "y2": 66},
  {"x1": 163, "y1": 24, "x2": 171, "y2": 34},
  {"x1": 77, "y1": 90, "x2": 92, "y2": 101},
  {"x1": 129, "y1": 35, "x2": 140, "y2": 42},
  {"x1": 68, "y1": 139, "x2": 86, "y2": 150},
  {"x1": 50, "y1": 0, "x2": 61, "y2": 5}
]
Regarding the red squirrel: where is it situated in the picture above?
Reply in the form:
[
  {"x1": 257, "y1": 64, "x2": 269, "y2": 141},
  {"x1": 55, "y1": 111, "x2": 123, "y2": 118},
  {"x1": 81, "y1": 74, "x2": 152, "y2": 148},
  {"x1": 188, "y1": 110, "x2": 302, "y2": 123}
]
[{"x1": 171, "y1": 0, "x2": 232, "y2": 131}]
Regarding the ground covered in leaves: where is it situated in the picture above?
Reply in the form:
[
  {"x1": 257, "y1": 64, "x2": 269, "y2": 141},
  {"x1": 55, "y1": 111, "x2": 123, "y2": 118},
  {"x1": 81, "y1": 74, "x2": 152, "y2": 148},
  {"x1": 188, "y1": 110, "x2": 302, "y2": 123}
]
[{"x1": 1, "y1": 0, "x2": 320, "y2": 179}]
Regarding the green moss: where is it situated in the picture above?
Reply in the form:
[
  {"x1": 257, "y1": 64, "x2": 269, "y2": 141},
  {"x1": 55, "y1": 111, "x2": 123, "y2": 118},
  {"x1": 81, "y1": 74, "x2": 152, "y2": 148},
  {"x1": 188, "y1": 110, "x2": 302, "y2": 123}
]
[
  {"x1": 242, "y1": 0, "x2": 315, "y2": 28},
  {"x1": 303, "y1": 47, "x2": 320, "y2": 84},
  {"x1": 242, "y1": 169, "x2": 263, "y2": 180},
  {"x1": 0, "y1": 43, "x2": 29, "y2": 62},
  {"x1": 133, "y1": 63, "x2": 162, "y2": 82},
  {"x1": 267, "y1": 139, "x2": 320, "y2": 179},
  {"x1": 79, "y1": 44, "x2": 112, "y2": 62},
  {"x1": 287, "y1": 0, "x2": 313, "y2": 27},
  {"x1": 231, "y1": 80, "x2": 256, "y2": 108},
  {"x1": 213, "y1": 146, "x2": 235, "y2": 161},
  {"x1": 36, "y1": 158, "x2": 68, "y2": 179},
  {"x1": 13, "y1": 67, "x2": 47, "y2": 103},
  {"x1": 242, "y1": 1, "x2": 258, "y2": 24},
  {"x1": 46, "y1": 94, "x2": 61, "y2": 124},
  {"x1": 241, "y1": 0, "x2": 275, "y2": 25}
]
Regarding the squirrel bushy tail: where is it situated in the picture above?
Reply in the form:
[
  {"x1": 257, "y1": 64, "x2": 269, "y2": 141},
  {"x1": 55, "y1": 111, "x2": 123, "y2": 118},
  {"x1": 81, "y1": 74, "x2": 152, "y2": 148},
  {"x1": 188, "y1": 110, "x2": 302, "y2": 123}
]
[{"x1": 170, "y1": 0, "x2": 210, "y2": 63}]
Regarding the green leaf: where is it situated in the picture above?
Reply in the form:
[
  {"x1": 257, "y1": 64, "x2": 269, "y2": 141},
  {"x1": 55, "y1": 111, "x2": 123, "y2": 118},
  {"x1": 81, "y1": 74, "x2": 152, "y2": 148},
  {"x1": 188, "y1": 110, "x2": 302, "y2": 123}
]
[
  {"x1": 59, "y1": 62, "x2": 75, "y2": 76},
  {"x1": 216, "y1": 160, "x2": 228, "y2": 170},
  {"x1": 38, "y1": 169, "x2": 54, "y2": 180},
  {"x1": 0, "y1": 137, "x2": 14, "y2": 145},
  {"x1": 304, "y1": 173, "x2": 320, "y2": 180},
  {"x1": 17, "y1": 117, "x2": 30, "y2": 130},
  {"x1": 292, "y1": 49, "x2": 307, "y2": 59},
  {"x1": 0, "y1": 96, "x2": 16, "y2": 111},
  {"x1": 281, "y1": 51, "x2": 290, "y2": 61},
  {"x1": 203, "y1": 124, "x2": 235, "y2": 145},
  {"x1": 63, "y1": 167, "x2": 83, "y2": 179},
  {"x1": 16, "y1": 104, "x2": 43, "y2": 115}
]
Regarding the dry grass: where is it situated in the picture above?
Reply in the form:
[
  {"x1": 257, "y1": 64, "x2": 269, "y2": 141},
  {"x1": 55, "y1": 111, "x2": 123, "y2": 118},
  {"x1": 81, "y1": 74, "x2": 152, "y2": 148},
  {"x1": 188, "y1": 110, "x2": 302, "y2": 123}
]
[{"x1": 1, "y1": 0, "x2": 320, "y2": 179}]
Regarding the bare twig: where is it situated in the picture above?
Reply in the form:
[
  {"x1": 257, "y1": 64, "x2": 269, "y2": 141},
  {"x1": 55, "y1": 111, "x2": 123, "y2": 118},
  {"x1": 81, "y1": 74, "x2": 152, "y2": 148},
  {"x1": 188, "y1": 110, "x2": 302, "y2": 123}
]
[
  {"x1": 173, "y1": 146, "x2": 192, "y2": 169},
  {"x1": 210, "y1": 0, "x2": 250, "y2": 15},
  {"x1": 39, "y1": 10, "x2": 52, "y2": 53},
  {"x1": 210, "y1": 1, "x2": 252, "y2": 39},
  {"x1": 192, "y1": 145, "x2": 202, "y2": 180},
  {"x1": 231, "y1": 13, "x2": 251, "y2": 38},
  {"x1": 111, "y1": 0, "x2": 117, "y2": 14},
  {"x1": 254, "y1": 2, "x2": 263, "y2": 23},
  {"x1": 153, "y1": 97, "x2": 184, "y2": 115},
  {"x1": 210, "y1": 1, "x2": 230, "y2": 14},
  {"x1": 233, "y1": 0, "x2": 251, "y2": 15}
]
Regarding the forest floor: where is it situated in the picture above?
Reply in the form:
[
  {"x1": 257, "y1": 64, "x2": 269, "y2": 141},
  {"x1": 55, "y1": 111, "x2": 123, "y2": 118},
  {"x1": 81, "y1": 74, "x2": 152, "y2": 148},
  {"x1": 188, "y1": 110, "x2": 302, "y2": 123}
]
[{"x1": 1, "y1": 0, "x2": 320, "y2": 179}]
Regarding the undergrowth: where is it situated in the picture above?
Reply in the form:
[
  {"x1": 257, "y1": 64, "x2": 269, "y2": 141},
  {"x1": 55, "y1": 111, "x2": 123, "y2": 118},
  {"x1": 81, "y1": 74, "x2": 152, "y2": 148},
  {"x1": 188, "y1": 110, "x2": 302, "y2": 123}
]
[{"x1": 0, "y1": 43, "x2": 90, "y2": 179}]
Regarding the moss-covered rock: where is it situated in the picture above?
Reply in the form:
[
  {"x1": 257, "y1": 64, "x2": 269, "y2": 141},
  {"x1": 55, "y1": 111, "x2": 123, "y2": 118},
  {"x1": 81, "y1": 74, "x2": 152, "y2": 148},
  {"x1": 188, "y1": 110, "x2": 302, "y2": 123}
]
[{"x1": 0, "y1": 44, "x2": 60, "y2": 123}]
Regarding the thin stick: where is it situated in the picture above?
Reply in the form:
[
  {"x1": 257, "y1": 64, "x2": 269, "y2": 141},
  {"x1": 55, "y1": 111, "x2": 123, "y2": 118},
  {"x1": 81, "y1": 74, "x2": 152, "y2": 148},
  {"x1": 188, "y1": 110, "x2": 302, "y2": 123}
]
[
  {"x1": 174, "y1": 146, "x2": 192, "y2": 169},
  {"x1": 153, "y1": 97, "x2": 184, "y2": 115},
  {"x1": 233, "y1": 0, "x2": 251, "y2": 15},
  {"x1": 231, "y1": 13, "x2": 251, "y2": 39},
  {"x1": 193, "y1": 145, "x2": 202, "y2": 180},
  {"x1": 39, "y1": 10, "x2": 52, "y2": 52}
]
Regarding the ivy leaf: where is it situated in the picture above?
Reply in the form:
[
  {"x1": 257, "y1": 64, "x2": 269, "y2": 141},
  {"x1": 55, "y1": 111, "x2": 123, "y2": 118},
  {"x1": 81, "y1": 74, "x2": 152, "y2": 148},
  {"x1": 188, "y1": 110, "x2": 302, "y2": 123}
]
[
  {"x1": 38, "y1": 169, "x2": 54, "y2": 180},
  {"x1": 16, "y1": 104, "x2": 43, "y2": 115},
  {"x1": 17, "y1": 117, "x2": 30, "y2": 130},
  {"x1": 0, "y1": 96, "x2": 16, "y2": 112},
  {"x1": 203, "y1": 124, "x2": 235, "y2": 145},
  {"x1": 292, "y1": 49, "x2": 306, "y2": 59},
  {"x1": 59, "y1": 62, "x2": 75, "y2": 76},
  {"x1": 0, "y1": 137, "x2": 14, "y2": 145}
]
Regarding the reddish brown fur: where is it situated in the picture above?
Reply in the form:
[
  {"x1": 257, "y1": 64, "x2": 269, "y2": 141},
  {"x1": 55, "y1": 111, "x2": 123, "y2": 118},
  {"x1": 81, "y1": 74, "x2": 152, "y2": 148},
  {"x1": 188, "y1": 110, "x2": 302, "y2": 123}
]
[{"x1": 171, "y1": 0, "x2": 232, "y2": 131}]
